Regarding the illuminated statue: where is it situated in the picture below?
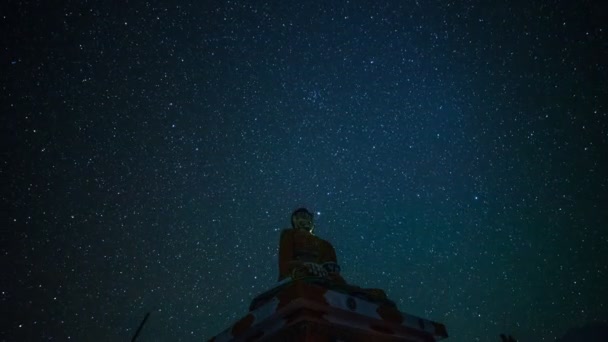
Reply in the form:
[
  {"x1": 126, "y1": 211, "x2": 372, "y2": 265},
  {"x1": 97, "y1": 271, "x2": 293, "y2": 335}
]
[{"x1": 278, "y1": 207, "x2": 388, "y2": 302}]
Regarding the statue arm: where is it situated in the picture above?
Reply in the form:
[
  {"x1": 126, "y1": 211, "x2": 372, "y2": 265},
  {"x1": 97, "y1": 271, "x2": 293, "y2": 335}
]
[
  {"x1": 322, "y1": 242, "x2": 341, "y2": 275},
  {"x1": 327, "y1": 242, "x2": 338, "y2": 263},
  {"x1": 278, "y1": 229, "x2": 300, "y2": 281}
]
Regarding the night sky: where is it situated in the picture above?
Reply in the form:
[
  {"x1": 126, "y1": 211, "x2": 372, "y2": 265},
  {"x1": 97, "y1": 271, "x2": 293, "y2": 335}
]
[{"x1": 3, "y1": 1, "x2": 608, "y2": 341}]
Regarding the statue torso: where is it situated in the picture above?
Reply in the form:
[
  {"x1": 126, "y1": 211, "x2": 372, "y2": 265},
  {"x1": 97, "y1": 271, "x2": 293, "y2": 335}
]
[{"x1": 291, "y1": 229, "x2": 333, "y2": 263}]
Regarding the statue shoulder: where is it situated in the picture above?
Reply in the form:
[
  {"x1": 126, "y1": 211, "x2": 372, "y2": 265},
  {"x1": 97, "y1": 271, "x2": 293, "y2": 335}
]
[
  {"x1": 319, "y1": 236, "x2": 334, "y2": 247},
  {"x1": 279, "y1": 228, "x2": 294, "y2": 239}
]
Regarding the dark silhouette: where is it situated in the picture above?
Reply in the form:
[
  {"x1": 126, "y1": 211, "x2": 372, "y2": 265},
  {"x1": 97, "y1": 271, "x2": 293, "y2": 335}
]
[
  {"x1": 131, "y1": 308, "x2": 155, "y2": 342},
  {"x1": 556, "y1": 322, "x2": 608, "y2": 342},
  {"x1": 500, "y1": 334, "x2": 517, "y2": 342}
]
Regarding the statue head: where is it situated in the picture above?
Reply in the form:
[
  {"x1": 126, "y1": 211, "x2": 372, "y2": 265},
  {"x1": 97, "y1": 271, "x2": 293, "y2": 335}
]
[{"x1": 291, "y1": 207, "x2": 315, "y2": 234}]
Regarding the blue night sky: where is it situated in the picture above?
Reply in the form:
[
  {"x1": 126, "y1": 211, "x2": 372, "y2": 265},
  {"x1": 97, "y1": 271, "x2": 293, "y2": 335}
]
[{"x1": 3, "y1": 1, "x2": 607, "y2": 341}]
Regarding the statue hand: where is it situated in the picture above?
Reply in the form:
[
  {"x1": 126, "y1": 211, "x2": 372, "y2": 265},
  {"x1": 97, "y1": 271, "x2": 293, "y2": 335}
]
[
  {"x1": 322, "y1": 262, "x2": 341, "y2": 274},
  {"x1": 305, "y1": 262, "x2": 329, "y2": 278}
]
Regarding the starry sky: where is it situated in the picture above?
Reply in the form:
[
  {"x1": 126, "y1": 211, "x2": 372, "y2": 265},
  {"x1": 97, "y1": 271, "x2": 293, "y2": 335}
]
[{"x1": 3, "y1": 1, "x2": 608, "y2": 341}]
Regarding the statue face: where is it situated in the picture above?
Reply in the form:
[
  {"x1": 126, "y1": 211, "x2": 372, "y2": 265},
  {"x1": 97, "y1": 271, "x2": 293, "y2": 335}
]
[{"x1": 292, "y1": 211, "x2": 314, "y2": 232}]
